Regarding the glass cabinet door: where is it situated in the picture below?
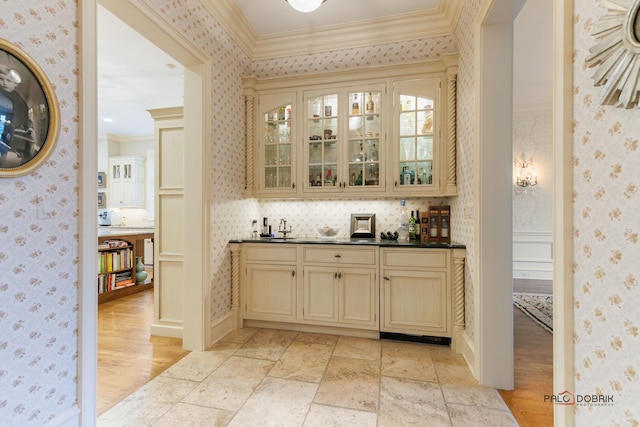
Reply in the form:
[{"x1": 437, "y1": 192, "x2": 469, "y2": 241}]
[
  {"x1": 260, "y1": 96, "x2": 295, "y2": 193},
  {"x1": 347, "y1": 91, "x2": 381, "y2": 188},
  {"x1": 304, "y1": 87, "x2": 384, "y2": 194},
  {"x1": 393, "y1": 77, "x2": 440, "y2": 194},
  {"x1": 306, "y1": 93, "x2": 339, "y2": 189}
]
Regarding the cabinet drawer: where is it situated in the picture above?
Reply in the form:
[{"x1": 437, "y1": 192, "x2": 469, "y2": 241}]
[
  {"x1": 303, "y1": 246, "x2": 376, "y2": 265},
  {"x1": 381, "y1": 248, "x2": 448, "y2": 269},
  {"x1": 244, "y1": 245, "x2": 297, "y2": 263}
]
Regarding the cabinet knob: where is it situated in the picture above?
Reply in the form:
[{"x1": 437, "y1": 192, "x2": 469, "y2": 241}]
[
  {"x1": 292, "y1": 183, "x2": 296, "y2": 189},
  {"x1": 338, "y1": 272, "x2": 342, "y2": 279},
  {"x1": 334, "y1": 254, "x2": 341, "y2": 258},
  {"x1": 292, "y1": 270, "x2": 296, "y2": 277},
  {"x1": 383, "y1": 276, "x2": 390, "y2": 281},
  {"x1": 334, "y1": 272, "x2": 338, "y2": 279}
]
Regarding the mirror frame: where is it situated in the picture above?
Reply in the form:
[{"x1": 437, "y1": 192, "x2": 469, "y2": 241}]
[{"x1": 0, "y1": 38, "x2": 60, "y2": 177}]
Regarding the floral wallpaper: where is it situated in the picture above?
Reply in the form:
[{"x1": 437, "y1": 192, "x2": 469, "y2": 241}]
[
  {"x1": 250, "y1": 35, "x2": 457, "y2": 79},
  {"x1": 0, "y1": 1, "x2": 79, "y2": 425},
  {"x1": 452, "y1": 0, "x2": 481, "y2": 342},
  {"x1": 573, "y1": 0, "x2": 640, "y2": 424}
]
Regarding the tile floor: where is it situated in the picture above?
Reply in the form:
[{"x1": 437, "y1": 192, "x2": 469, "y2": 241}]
[{"x1": 98, "y1": 328, "x2": 518, "y2": 426}]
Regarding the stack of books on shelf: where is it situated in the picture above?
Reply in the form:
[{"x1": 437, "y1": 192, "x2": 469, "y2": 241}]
[
  {"x1": 98, "y1": 271, "x2": 134, "y2": 293},
  {"x1": 98, "y1": 247, "x2": 132, "y2": 274},
  {"x1": 98, "y1": 239, "x2": 134, "y2": 293}
]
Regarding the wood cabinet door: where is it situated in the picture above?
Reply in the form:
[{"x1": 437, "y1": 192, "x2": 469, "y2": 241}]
[
  {"x1": 340, "y1": 267, "x2": 377, "y2": 328},
  {"x1": 302, "y1": 266, "x2": 338, "y2": 323},
  {"x1": 245, "y1": 264, "x2": 297, "y2": 322},
  {"x1": 381, "y1": 268, "x2": 449, "y2": 335}
]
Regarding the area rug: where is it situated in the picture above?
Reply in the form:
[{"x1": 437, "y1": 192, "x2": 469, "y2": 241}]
[{"x1": 513, "y1": 292, "x2": 553, "y2": 333}]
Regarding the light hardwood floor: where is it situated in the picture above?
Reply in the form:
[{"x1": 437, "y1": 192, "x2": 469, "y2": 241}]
[
  {"x1": 98, "y1": 288, "x2": 189, "y2": 415},
  {"x1": 98, "y1": 286, "x2": 553, "y2": 425},
  {"x1": 499, "y1": 279, "x2": 554, "y2": 426}
]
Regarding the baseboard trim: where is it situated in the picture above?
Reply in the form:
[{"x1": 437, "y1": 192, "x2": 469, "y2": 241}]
[
  {"x1": 42, "y1": 405, "x2": 80, "y2": 427},
  {"x1": 209, "y1": 311, "x2": 234, "y2": 345},
  {"x1": 461, "y1": 331, "x2": 477, "y2": 380},
  {"x1": 243, "y1": 319, "x2": 379, "y2": 339},
  {"x1": 150, "y1": 323, "x2": 183, "y2": 338}
]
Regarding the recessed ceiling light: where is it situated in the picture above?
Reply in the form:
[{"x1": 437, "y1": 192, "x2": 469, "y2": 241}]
[
  {"x1": 166, "y1": 63, "x2": 177, "y2": 69},
  {"x1": 103, "y1": 117, "x2": 114, "y2": 123}
]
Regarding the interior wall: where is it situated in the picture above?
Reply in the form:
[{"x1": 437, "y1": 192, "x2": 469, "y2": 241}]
[
  {"x1": 0, "y1": 2, "x2": 80, "y2": 424},
  {"x1": 573, "y1": 1, "x2": 640, "y2": 424}
]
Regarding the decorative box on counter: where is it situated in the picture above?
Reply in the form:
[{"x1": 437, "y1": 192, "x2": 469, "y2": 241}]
[{"x1": 421, "y1": 205, "x2": 450, "y2": 244}]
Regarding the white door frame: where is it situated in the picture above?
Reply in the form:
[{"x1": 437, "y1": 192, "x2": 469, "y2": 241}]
[
  {"x1": 475, "y1": 1, "x2": 574, "y2": 425},
  {"x1": 473, "y1": 0, "x2": 520, "y2": 390},
  {"x1": 79, "y1": 0, "x2": 210, "y2": 423}
]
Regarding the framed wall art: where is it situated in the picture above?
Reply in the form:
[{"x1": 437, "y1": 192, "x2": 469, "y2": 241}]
[
  {"x1": 350, "y1": 213, "x2": 376, "y2": 238},
  {"x1": 98, "y1": 171, "x2": 106, "y2": 188},
  {"x1": 0, "y1": 38, "x2": 60, "y2": 177},
  {"x1": 97, "y1": 192, "x2": 106, "y2": 209}
]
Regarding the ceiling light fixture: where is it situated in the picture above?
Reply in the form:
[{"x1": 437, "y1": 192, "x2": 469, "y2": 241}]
[{"x1": 286, "y1": 0, "x2": 327, "y2": 13}]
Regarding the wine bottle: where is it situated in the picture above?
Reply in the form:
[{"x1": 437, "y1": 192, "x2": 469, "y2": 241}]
[
  {"x1": 398, "y1": 199, "x2": 409, "y2": 241},
  {"x1": 352, "y1": 93, "x2": 360, "y2": 114},
  {"x1": 366, "y1": 92, "x2": 375, "y2": 114},
  {"x1": 416, "y1": 209, "x2": 421, "y2": 241},
  {"x1": 408, "y1": 210, "x2": 416, "y2": 240},
  {"x1": 441, "y1": 216, "x2": 449, "y2": 238}
]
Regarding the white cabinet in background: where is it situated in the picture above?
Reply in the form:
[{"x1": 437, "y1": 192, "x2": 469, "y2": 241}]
[{"x1": 108, "y1": 156, "x2": 144, "y2": 208}]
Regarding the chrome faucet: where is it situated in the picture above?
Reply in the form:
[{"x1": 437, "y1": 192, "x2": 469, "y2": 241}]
[{"x1": 278, "y1": 218, "x2": 292, "y2": 239}]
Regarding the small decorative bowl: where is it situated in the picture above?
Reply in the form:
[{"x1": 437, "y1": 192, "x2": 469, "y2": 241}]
[{"x1": 316, "y1": 225, "x2": 340, "y2": 240}]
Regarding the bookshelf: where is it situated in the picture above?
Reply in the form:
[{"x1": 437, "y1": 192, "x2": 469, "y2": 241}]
[{"x1": 98, "y1": 232, "x2": 153, "y2": 304}]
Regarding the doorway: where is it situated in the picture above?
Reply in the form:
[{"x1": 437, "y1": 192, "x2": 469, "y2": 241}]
[
  {"x1": 476, "y1": 0, "x2": 574, "y2": 425},
  {"x1": 80, "y1": 0, "x2": 210, "y2": 422}
]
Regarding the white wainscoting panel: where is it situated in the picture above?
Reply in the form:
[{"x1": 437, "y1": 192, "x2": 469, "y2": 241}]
[{"x1": 513, "y1": 231, "x2": 553, "y2": 280}]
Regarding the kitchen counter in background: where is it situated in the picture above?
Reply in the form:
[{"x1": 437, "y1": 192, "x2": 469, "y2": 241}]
[
  {"x1": 229, "y1": 237, "x2": 465, "y2": 249},
  {"x1": 98, "y1": 226, "x2": 155, "y2": 237}
]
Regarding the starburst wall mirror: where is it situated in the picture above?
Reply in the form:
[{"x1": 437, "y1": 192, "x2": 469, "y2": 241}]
[{"x1": 585, "y1": 0, "x2": 640, "y2": 109}]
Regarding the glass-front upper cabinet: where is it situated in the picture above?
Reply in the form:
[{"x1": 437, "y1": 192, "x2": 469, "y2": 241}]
[
  {"x1": 303, "y1": 86, "x2": 385, "y2": 195},
  {"x1": 305, "y1": 92, "x2": 339, "y2": 191},
  {"x1": 258, "y1": 93, "x2": 296, "y2": 195},
  {"x1": 392, "y1": 78, "x2": 441, "y2": 195}
]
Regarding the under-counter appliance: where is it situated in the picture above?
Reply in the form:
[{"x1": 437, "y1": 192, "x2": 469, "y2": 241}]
[{"x1": 98, "y1": 211, "x2": 111, "y2": 226}]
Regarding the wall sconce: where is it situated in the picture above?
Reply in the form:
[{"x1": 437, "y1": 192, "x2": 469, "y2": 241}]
[{"x1": 515, "y1": 160, "x2": 538, "y2": 188}]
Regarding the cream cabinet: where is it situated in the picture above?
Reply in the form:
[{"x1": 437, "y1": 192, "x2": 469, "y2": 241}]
[
  {"x1": 391, "y1": 78, "x2": 441, "y2": 195},
  {"x1": 255, "y1": 92, "x2": 297, "y2": 196},
  {"x1": 380, "y1": 248, "x2": 451, "y2": 337},
  {"x1": 108, "y1": 156, "x2": 144, "y2": 208},
  {"x1": 302, "y1": 246, "x2": 378, "y2": 329},
  {"x1": 245, "y1": 264, "x2": 297, "y2": 322},
  {"x1": 233, "y1": 242, "x2": 465, "y2": 346},
  {"x1": 242, "y1": 244, "x2": 298, "y2": 322},
  {"x1": 303, "y1": 266, "x2": 379, "y2": 327},
  {"x1": 302, "y1": 86, "x2": 386, "y2": 196},
  {"x1": 243, "y1": 58, "x2": 458, "y2": 199}
]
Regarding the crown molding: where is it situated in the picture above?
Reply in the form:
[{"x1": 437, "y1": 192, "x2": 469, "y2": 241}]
[
  {"x1": 202, "y1": 0, "x2": 462, "y2": 61},
  {"x1": 200, "y1": 0, "x2": 257, "y2": 59}
]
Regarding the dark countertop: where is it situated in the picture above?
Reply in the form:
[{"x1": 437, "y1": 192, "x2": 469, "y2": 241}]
[{"x1": 229, "y1": 237, "x2": 465, "y2": 249}]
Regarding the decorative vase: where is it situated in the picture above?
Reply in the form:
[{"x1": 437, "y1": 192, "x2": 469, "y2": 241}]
[{"x1": 135, "y1": 256, "x2": 148, "y2": 284}]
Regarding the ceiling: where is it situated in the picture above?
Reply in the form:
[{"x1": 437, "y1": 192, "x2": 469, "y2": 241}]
[
  {"x1": 98, "y1": 0, "x2": 551, "y2": 138},
  {"x1": 233, "y1": 0, "x2": 442, "y2": 36}
]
